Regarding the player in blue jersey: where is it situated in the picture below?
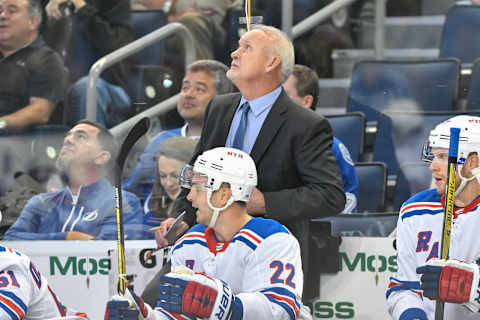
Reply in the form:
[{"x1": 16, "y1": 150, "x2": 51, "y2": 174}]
[
  {"x1": 387, "y1": 115, "x2": 480, "y2": 320},
  {"x1": 105, "y1": 147, "x2": 312, "y2": 319}
]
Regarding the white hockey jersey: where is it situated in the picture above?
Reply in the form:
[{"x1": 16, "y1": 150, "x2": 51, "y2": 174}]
[
  {"x1": 0, "y1": 245, "x2": 88, "y2": 320},
  {"x1": 386, "y1": 189, "x2": 480, "y2": 320},
  {"x1": 153, "y1": 217, "x2": 312, "y2": 320}
]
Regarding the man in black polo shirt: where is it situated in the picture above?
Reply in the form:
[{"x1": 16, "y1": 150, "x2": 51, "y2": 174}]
[{"x1": 0, "y1": 0, "x2": 66, "y2": 133}]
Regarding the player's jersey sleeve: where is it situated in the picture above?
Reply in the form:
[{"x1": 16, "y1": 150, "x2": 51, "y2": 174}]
[
  {"x1": 236, "y1": 233, "x2": 307, "y2": 320},
  {"x1": 0, "y1": 246, "x2": 87, "y2": 320},
  {"x1": 386, "y1": 209, "x2": 425, "y2": 320}
]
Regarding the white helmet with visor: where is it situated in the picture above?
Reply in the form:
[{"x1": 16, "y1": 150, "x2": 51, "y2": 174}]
[
  {"x1": 180, "y1": 147, "x2": 257, "y2": 227},
  {"x1": 422, "y1": 115, "x2": 480, "y2": 195}
]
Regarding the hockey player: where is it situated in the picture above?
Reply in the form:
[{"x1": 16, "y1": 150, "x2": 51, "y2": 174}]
[
  {"x1": 0, "y1": 212, "x2": 88, "y2": 319},
  {"x1": 105, "y1": 147, "x2": 312, "y2": 319},
  {"x1": 386, "y1": 115, "x2": 480, "y2": 320}
]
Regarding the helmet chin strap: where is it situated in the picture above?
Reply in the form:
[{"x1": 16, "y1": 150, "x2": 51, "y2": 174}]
[
  {"x1": 455, "y1": 166, "x2": 480, "y2": 196},
  {"x1": 206, "y1": 190, "x2": 235, "y2": 228}
]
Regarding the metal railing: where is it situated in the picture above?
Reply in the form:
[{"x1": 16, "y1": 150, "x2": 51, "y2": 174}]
[
  {"x1": 86, "y1": 22, "x2": 195, "y2": 128},
  {"x1": 109, "y1": 0, "x2": 387, "y2": 138},
  {"x1": 287, "y1": 0, "x2": 386, "y2": 58}
]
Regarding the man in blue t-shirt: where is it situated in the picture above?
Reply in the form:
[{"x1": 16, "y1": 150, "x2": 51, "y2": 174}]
[
  {"x1": 123, "y1": 59, "x2": 234, "y2": 203},
  {"x1": 283, "y1": 64, "x2": 359, "y2": 213}
]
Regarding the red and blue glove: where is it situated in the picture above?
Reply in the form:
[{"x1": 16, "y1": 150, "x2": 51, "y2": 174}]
[
  {"x1": 157, "y1": 271, "x2": 243, "y2": 320},
  {"x1": 416, "y1": 258, "x2": 480, "y2": 311}
]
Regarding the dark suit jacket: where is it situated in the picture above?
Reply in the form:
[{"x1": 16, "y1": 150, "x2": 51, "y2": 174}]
[{"x1": 173, "y1": 90, "x2": 345, "y2": 259}]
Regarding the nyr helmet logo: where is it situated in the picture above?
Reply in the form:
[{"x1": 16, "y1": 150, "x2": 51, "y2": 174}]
[{"x1": 227, "y1": 151, "x2": 243, "y2": 158}]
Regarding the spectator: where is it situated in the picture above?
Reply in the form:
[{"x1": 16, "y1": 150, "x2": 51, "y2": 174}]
[
  {"x1": 0, "y1": 0, "x2": 66, "y2": 132},
  {"x1": 3, "y1": 120, "x2": 144, "y2": 240},
  {"x1": 143, "y1": 136, "x2": 196, "y2": 238},
  {"x1": 105, "y1": 147, "x2": 313, "y2": 320},
  {"x1": 387, "y1": 115, "x2": 480, "y2": 319},
  {"x1": 164, "y1": 25, "x2": 345, "y2": 277},
  {"x1": 123, "y1": 59, "x2": 234, "y2": 204},
  {"x1": 132, "y1": 0, "x2": 235, "y2": 72},
  {"x1": 45, "y1": 0, "x2": 134, "y2": 128},
  {"x1": 283, "y1": 64, "x2": 359, "y2": 213}
]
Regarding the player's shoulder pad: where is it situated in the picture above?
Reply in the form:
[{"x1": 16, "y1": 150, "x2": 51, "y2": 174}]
[
  {"x1": 400, "y1": 189, "x2": 443, "y2": 221},
  {"x1": 171, "y1": 224, "x2": 207, "y2": 253},
  {"x1": 232, "y1": 218, "x2": 291, "y2": 250},
  {"x1": 0, "y1": 246, "x2": 27, "y2": 265}
]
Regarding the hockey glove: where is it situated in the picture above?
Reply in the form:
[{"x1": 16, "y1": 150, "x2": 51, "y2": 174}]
[
  {"x1": 104, "y1": 289, "x2": 150, "y2": 320},
  {"x1": 158, "y1": 271, "x2": 243, "y2": 320},
  {"x1": 416, "y1": 258, "x2": 480, "y2": 310}
]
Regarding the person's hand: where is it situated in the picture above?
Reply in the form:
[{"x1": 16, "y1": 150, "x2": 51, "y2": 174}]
[
  {"x1": 157, "y1": 269, "x2": 242, "y2": 320},
  {"x1": 66, "y1": 231, "x2": 94, "y2": 240},
  {"x1": 104, "y1": 289, "x2": 150, "y2": 320},
  {"x1": 45, "y1": 0, "x2": 86, "y2": 19},
  {"x1": 416, "y1": 258, "x2": 480, "y2": 310},
  {"x1": 154, "y1": 217, "x2": 188, "y2": 248},
  {"x1": 246, "y1": 187, "x2": 266, "y2": 216}
]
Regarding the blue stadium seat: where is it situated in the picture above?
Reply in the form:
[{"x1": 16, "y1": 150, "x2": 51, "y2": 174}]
[
  {"x1": 131, "y1": 10, "x2": 167, "y2": 65},
  {"x1": 313, "y1": 213, "x2": 398, "y2": 237},
  {"x1": 373, "y1": 111, "x2": 471, "y2": 177},
  {"x1": 466, "y1": 58, "x2": 480, "y2": 110},
  {"x1": 394, "y1": 162, "x2": 432, "y2": 211},
  {"x1": 440, "y1": 5, "x2": 480, "y2": 65},
  {"x1": 326, "y1": 112, "x2": 366, "y2": 162},
  {"x1": 347, "y1": 59, "x2": 460, "y2": 125},
  {"x1": 355, "y1": 162, "x2": 387, "y2": 213}
]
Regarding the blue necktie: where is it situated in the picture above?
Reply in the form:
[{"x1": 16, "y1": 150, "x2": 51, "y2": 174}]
[{"x1": 232, "y1": 102, "x2": 250, "y2": 151}]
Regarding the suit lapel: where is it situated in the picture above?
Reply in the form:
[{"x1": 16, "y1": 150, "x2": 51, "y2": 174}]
[{"x1": 250, "y1": 91, "x2": 288, "y2": 163}]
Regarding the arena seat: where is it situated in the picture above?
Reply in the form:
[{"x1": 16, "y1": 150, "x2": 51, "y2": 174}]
[
  {"x1": 439, "y1": 5, "x2": 480, "y2": 65},
  {"x1": 355, "y1": 162, "x2": 387, "y2": 213},
  {"x1": 466, "y1": 58, "x2": 480, "y2": 110},
  {"x1": 347, "y1": 59, "x2": 460, "y2": 125},
  {"x1": 130, "y1": 10, "x2": 168, "y2": 65},
  {"x1": 326, "y1": 112, "x2": 366, "y2": 162}
]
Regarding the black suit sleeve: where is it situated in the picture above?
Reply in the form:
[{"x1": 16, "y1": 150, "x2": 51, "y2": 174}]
[{"x1": 263, "y1": 117, "x2": 346, "y2": 221}]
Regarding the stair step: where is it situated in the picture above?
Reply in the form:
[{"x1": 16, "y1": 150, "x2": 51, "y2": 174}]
[{"x1": 356, "y1": 15, "x2": 445, "y2": 49}]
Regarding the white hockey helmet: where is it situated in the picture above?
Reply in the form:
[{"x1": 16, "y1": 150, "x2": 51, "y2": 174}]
[
  {"x1": 180, "y1": 147, "x2": 257, "y2": 227},
  {"x1": 422, "y1": 115, "x2": 480, "y2": 165}
]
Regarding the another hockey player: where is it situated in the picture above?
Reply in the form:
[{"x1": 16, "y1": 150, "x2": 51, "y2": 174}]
[
  {"x1": 105, "y1": 147, "x2": 312, "y2": 319},
  {"x1": 0, "y1": 211, "x2": 88, "y2": 319},
  {"x1": 386, "y1": 115, "x2": 480, "y2": 320}
]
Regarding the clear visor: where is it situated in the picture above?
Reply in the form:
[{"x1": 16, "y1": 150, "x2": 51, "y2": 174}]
[
  {"x1": 422, "y1": 141, "x2": 450, "y2": 163},
  {"x1": 180, "y1": 165, "x2": 209, "y2": 189},
  {"x1": 421, "y1": 140, "x2": 434, "y2": 163}
]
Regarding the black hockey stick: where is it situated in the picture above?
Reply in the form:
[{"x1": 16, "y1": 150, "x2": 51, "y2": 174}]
[
  {"x1": 435, "y1": 127, "x2": 460, "y2": 320},
  {"x1": 114, "y1": 117, "x2": 150, "y2": 295}
]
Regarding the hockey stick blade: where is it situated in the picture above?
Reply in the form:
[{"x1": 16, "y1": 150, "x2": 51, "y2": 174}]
[
  {"x1": 116, "y1": 117, "x2": 150, "y2": 177},
  {"x1": 114, "y1": 117, "x2": 150, "y2": 295},
  {"x1": 435, "y1": 126, "x2": 460, "y2": 320}
]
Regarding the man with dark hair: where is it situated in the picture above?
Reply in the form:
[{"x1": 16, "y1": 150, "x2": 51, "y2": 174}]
[
  {"x1": 0, "y1": 0, "x2": 67, "y2": 132},
  {"x1": 123, "y1": 59, "x2": 235, "y2": 204},
  {"x1": 3, "y1": 120, "x2": 144, "y2": 240},
  {"x1": 283, "y1": 64, "x2": 359, "y2": 213}
]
